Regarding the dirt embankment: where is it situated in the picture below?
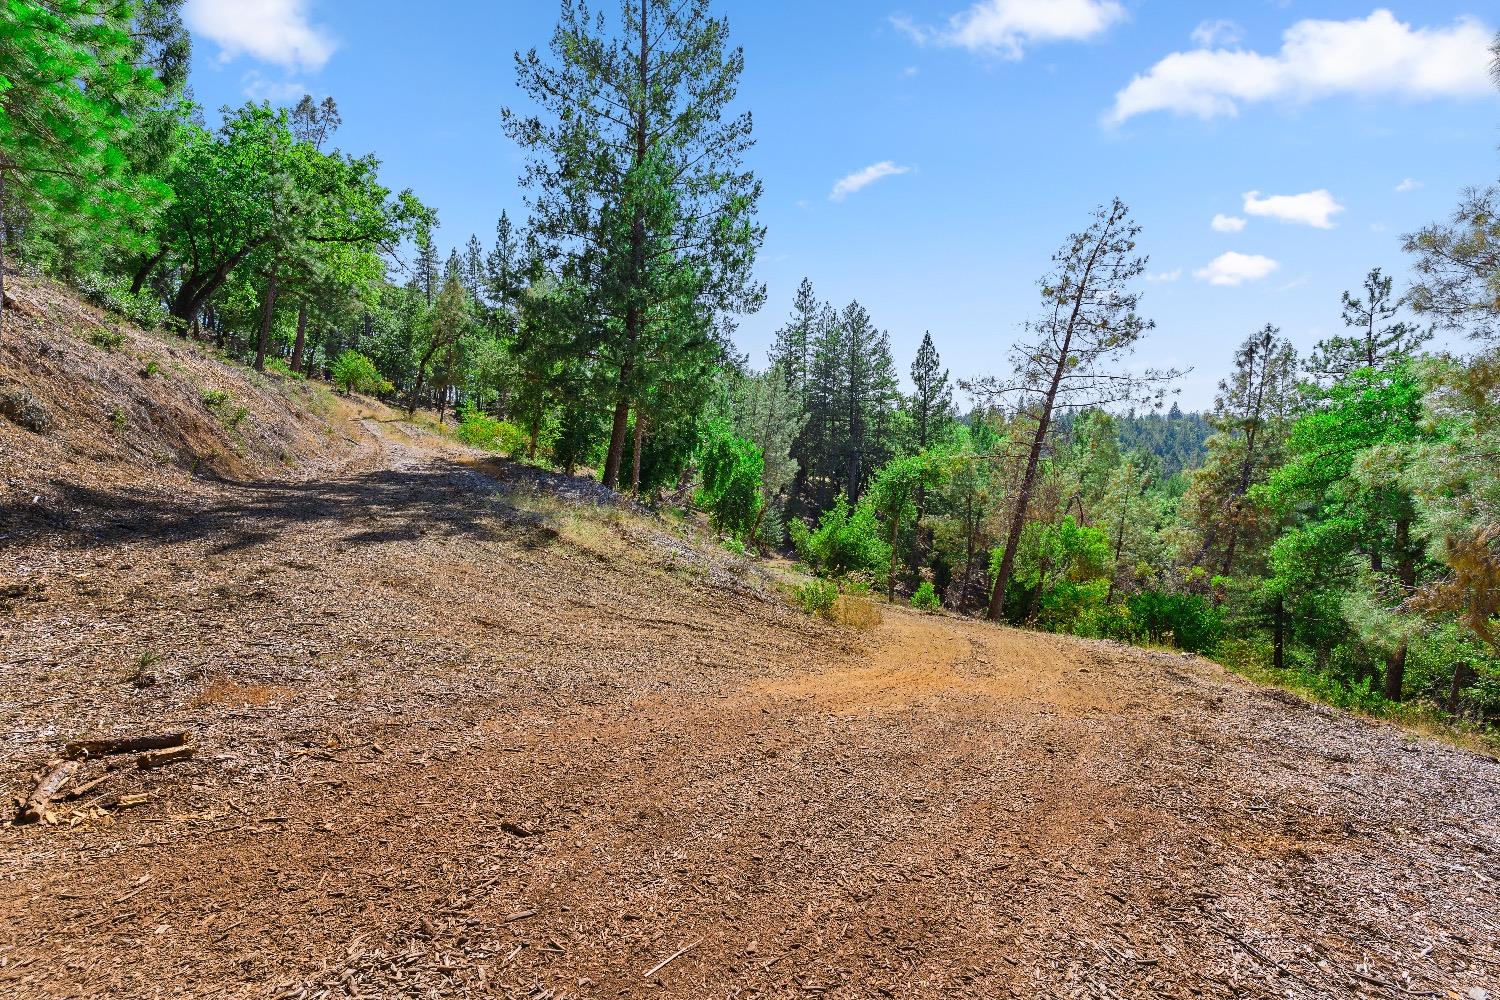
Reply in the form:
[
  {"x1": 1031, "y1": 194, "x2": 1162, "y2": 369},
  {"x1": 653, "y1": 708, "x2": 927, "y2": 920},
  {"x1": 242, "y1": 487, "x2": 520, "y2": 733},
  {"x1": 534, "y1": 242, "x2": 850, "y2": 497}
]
[
  {"x1": 0, "y1": 274, "x2": 389, "y2": 542},
  {"x1": 1, "y1": 281, "x2": 1498, "y2": 999}
]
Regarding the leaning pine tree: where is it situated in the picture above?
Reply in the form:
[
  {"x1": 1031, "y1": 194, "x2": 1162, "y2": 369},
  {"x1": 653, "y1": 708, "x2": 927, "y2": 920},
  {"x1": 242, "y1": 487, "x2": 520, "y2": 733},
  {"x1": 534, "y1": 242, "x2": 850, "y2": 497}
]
[
  {"x1": 503, "y1": 0, "x2": 766, "y2": 490},
  {"x1": 965, "y1": 198, "x2": 1180, "y2": 623}
]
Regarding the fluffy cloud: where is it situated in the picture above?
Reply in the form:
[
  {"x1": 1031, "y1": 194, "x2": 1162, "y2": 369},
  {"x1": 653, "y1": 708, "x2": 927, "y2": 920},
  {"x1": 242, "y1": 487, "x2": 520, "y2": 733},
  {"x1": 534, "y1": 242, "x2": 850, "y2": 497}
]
[
  {"x1": 1146, "y1": 269, "x2": 1182, "y2": 283},
  {"x1": 830, "y1": 162, "x2": 911, "y2": 202},
  {"x1": 1395, "y1": 177, "x2": 1423, "y2": 193},
  {"x1": 1195, "y1": 252, "x2": 1280, "y2": 287},
  {"x1": 186, "y1": 0, "x2": 336, "y2": 72},
  {"x1": 1243, "y1": 189, "x2": 1344, "y2": 229},
  {"x1": 893, "y1": 0, "x2": 1125, "y2": 58},
  {"x1": 1108, "y1": 9, "x2": 1492, "y2": 124},
  {"x1": 1211, "y1": 213, "x2": 1247, "y2": 233},
  {"x1": 1191, "y1": 19, "x2": 1243, "y2": 48},
  {"x1": 241, "y1": 71, "x2": 309, "y2": 102}
]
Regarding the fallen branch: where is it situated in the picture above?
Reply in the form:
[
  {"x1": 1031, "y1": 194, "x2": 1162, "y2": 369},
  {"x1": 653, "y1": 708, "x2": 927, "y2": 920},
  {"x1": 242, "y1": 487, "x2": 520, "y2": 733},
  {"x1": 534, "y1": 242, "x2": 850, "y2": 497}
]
[
  {"x1": 66, "y1": 733, "x2": 188, "y2": 760},
  {"x1": 13, "y1": 760, "x2": 78, "y2": 824},
  {"x1": 644, "y1": 937, "x2": 702, "y2": 979},
  {"x1": 137, "y1": 745, "x2": 196, "y2": 769}
]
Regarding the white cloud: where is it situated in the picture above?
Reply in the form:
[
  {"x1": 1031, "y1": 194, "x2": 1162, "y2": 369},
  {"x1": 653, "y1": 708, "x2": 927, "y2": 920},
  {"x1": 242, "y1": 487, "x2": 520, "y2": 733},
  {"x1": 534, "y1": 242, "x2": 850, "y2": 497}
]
[
  {"x1": 186, "y1": 0, "x2": 336, "y2": 72},
  {"x1": 894, "y1": 0, "x2": 1125, "y2": 58},
  {"x1": 1243, "y1": 189, "x2": 1344, "y2": 228},
  {"x1": 1146, "y1": 268, "x2": 1182, "y2": 283},
  {"x1": 1108, "y1": 9, "x2": 1493, "y2": 124},
  {"x1": 1195, "y1": 252, "x2": 1280, "y2": 286},
  {"x1": 830, "y1": 161, "x2": 911, "y2": 202},
  {"x1": 1211, "y1": 213, "x2": 1247, "y2": 233},
  {"x1": 241, "y1": 71, "x2": 308, "y2": 102},
  {"x1": 1191, "y1": 19, "x2": 1244, "y2": 48},
  {"x1": 1395, "y1": 177, "x2": 1423, "y2": 193}
]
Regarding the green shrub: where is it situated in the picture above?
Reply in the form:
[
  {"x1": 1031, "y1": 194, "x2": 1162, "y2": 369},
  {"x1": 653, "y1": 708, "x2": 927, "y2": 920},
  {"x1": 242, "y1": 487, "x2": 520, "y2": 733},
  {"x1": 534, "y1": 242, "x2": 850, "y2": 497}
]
[
  {"x1": 910, "y1": 581, "x2": 941, "y2": 611},
  {"x1": 330, "y1": 350, "x2": 387, "y2": 396},
  {"x1": 791, "y1": 493, "x2": 890, "y2": 578},
  {"x1": 138, "y1": 361, "x2": 161, "y2": 379},
  {"x1": 1127, "y1": 590, "x2": 1223, "y2": 654},
  {"x1": 721, "y1": 537, "x2": 748, "y2": 557},
  {"x1": 264, "y1": 357, "x2": 304, "y2": 380},
  {"x1": 795, "y1": 578, "x2": 838, "y2": 617},
  {"x1": 455, "y1": 406, "x2": 528, "y2": 455},
  {"x1": 90, "y1": 328, "x2": 125, "y2": 350},
  {"x1": 697, "y1": 421, "x2": 765, "y2": 542},
  {"x1": 1074, "y1": 601, "x2": 1138, "y2": 643},
  {"x1": 202, "y1": 389, "x2": 230, "y2": 408}
]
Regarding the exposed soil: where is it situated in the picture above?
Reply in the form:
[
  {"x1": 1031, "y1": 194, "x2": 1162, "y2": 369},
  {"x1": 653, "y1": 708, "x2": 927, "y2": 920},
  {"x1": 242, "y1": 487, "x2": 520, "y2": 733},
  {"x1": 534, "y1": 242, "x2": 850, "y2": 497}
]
[{"x1": 2, "y1": 414, "x2": 1498, "y2": 1000}]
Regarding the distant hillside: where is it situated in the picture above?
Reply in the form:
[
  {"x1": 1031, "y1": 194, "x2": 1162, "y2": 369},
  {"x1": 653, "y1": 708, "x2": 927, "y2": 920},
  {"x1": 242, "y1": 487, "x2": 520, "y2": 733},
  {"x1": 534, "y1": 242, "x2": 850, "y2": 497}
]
[{"x1": 1115, "y1": 406, "x2": 1214, "y2": 478}]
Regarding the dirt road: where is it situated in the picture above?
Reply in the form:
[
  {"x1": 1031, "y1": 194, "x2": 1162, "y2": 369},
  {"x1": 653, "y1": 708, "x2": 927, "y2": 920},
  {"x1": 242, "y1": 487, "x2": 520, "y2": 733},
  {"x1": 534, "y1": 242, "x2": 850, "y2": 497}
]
[{"x1": 2, "y1": 431, "x2": 1498, "y2": 999}]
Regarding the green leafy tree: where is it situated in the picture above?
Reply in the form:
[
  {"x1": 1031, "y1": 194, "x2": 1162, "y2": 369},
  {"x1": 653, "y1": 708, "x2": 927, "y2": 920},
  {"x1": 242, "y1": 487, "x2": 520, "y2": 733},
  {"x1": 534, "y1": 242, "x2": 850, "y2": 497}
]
[
  {"x1": 697, "y1": 420, "x2": 764, "y2": 542},
  {"x1": 868, "y1": 453, "x2": 946, "y2": 599}
]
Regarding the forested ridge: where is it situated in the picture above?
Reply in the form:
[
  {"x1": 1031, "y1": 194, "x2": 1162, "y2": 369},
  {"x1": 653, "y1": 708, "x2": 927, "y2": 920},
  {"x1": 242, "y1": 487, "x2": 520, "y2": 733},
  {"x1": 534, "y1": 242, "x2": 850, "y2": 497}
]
[{"x1": 3, "y1": 0, "x2": 1499, "y2": 735}]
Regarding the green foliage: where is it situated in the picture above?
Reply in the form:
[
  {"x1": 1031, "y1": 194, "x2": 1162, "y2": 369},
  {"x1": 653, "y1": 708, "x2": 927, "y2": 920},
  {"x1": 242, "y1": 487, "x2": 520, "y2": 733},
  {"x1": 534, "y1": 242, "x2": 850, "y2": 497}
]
[
  {"x1": 794, "y1": 578, "x2": 838, "y2": 618},
  {"x1": 201, "y1": 389, "x2": 230, "y2": 408},
  {"x1": 1126, "y1": 591, "x2": 1223, "y2": 653},
  {"x1": 791, "y1": 493, "x2": 890, "y2": 579},
  {"x1": 697, "y1": 421, "x2": 765, "y2": 542},
  {"x1": 263, "y1": 357, "x2": 303, "y2": 380},
  {"x1": 331, "y1": 350, "x2": 388, "y2": 396},
  {"x1": 90, "y1": 329, "x2": 126, "y2": 351},
  {"x1": 138, "y1": 361, "x2": 160, "y2": 379},
  {"x1": 910, "y1": 581, "x2": 941, "y2": 611},
  {"x1": 455, "y1": 406, "x2": 527, "y2": 455}
]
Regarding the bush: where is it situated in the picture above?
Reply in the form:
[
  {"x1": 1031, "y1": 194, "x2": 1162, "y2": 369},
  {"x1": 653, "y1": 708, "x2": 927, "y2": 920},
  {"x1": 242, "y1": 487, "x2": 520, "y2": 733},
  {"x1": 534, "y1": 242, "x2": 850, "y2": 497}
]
[
  {"x1": 697, "y1": 422, "x2": 765, "y2": 542},
  {"x1": 330, "y1": 350, "x2": 387, "y2": 396},
  {"x1": 455, "y1": 407, "x2": 527, "y2": 455},
  {"x1": 264, "y1": 357, "x2": 303, "y2": 380},
  {"x1": 791, "y1": 493, "x2": 890, "y2": 578},
  {"x1": 0, "y1": 384, "x2": 51, "y2": 433},
  {"x1": 89, "y1": 328, "x2": 125, "y2": 350},
  {"x1": 138, "y1": 361, "x2": 161, "y2": 379},
  {"x1": 1074, "y1": 601, "x2": 1137, "y2": 643},
  {"x1": 795, "y1": 578, "x2": 838, "y2": 617},
  {"x1": 1127, "y1": 590, "x2": 1223, "y2": 654},
  {"x1": 910, "y1": 581, "x2": 941, "y2": 611},
  {"x1": 202, "y1": 389, "x2": 231, "y2": 408}
]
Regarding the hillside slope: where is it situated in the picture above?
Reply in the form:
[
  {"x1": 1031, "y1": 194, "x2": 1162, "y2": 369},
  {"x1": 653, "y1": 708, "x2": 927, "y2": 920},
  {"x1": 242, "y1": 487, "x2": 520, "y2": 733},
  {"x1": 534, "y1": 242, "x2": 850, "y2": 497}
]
[
  {"x1": 0, "y1": 284, "x2": 1498, "y2": 999},
  {"x1": 0, "y1": 274, "x2": 387, "y2": 540}
]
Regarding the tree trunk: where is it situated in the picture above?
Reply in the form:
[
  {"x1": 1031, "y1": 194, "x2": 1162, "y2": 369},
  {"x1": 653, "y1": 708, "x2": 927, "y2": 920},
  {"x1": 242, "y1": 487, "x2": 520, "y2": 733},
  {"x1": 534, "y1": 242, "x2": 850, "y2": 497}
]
[
  {"x1": 1273, "y1": 595, "x2": 1285, "y2": 671},
  {"x1": 602, "y1": 386, "x2": 632, "y2": 490},
  {"x1": 958, "y1": 495, "x2": 975, "y2": 614},
  {"x1": 254, "y1": 266, "x2": 279, "y2": 372},
  {"x1": 887, "y1": 515, "x2": 901, "y2": 601},
  {"x1": 987, "y1": 403, "x2": 1055, "y2": 622},
  {"x1": 0, "y1": 169, "x2": 7, "y2": 343},
  {"x1": 1447, "y1": 662, "x2": 1471, "y2": 714},
  {"x1": 527, "y1": 402, "x2": 542, "y2": 460},
  {"x1": 630, "y1": 408, "x2": 646, "y2": 494},
  {"x1": 291, "y1": 303, "x2": 309, "y2": 373},
  {"x1": 1385, "y1": 511, "x2": 1418, "y2": 702},
  {"x1": 605, "y1": 0, "x2": 652, "y2": 491},
  {"x1": 129, "y1": 248, "x2": 168, "y2": 296},
  {"x1": 1384, "y1": 642, "x2": 1407, "y2": 702}
]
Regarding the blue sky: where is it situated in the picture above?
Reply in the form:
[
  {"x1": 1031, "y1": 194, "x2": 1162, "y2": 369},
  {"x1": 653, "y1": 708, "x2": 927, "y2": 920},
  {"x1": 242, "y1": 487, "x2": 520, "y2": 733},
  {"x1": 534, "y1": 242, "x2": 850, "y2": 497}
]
[{"x1": 182, "y1": 1, "x2": 1499, "y2": 408}]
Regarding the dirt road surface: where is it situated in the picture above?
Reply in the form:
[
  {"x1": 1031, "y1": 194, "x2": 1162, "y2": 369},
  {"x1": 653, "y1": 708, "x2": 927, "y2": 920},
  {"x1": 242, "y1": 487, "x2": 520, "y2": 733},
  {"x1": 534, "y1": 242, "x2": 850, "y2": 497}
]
[{"x1": 3, "y1": 428, "x2": 1498, "y2": 999}]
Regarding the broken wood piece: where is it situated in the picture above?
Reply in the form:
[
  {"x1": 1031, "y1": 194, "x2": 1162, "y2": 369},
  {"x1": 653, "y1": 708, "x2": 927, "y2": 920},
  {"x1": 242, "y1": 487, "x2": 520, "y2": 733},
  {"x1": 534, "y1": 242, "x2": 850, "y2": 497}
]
[
  {"x1": 137, "y1": 745, "x2": 196, "y2": 769},
  {"x1": 499, "y1": 821, "x2": 538, "y2": 838},
  {"x1": 500, "y1": 910, "x2": 535, "y2": 924},
  {"x1": 66, "y1": 733, "x2": 188, "y2": 760},
  {"x1": 63, "y1": 775, "x2": 111, "y2": 801},
  {"x1": 13, "y1": 760, "x2": 79, "y2": 824},
  {"x1": 643, "y1": 937, "x2": 702, "y2": 979}
]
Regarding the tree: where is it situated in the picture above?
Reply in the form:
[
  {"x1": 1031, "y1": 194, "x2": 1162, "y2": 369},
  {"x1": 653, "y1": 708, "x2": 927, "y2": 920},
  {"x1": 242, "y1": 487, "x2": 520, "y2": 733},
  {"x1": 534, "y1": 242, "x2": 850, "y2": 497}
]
[
  {"x1": 1307, "y1": 268, "x2": 1430, "y2": 382},
  {"x1": 504, "y1": 0, "x2": 765, "y2": 489},
  {"x1": 0, "y1": 0, "x2": 168, "y2": 335},
  {"x1": 410, "y1": 273, "x2": 471, "y2": 415},
  {"x1": 1184, "y1": 325, "x2": 1300, "y2": 578},
  {"x1": 733, "y1": 365, "x2": 807, "y2": 545},
  {"x1": 910, "y1": 332, "x2": 954, "y2": 449},
  {"x1": 966, "y1": 198, "x2": 1178, "y2": 622},
  {"x1": 1404, "y1": 187, "x2": 1500, "y2": 343},
  {"x1": 868, "y1": 453, "x2": 945, "y2": 599}
]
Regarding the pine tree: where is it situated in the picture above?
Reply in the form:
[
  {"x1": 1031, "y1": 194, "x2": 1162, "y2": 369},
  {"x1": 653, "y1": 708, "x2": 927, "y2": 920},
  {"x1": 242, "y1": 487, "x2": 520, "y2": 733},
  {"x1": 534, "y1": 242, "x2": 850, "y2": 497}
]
[
  {"x1": 0, "y1": 0, "x2": 168, "y2": 334},
  {"x1": 966, "y1": 199, "x2": 1178, "y2": 622},
  {"x1": 1183, "y1": 324, "x2": 1300, "y2": 578},
  {"x1": 504, "y1": 0, "x2": 765, "y2": 489},
  {"x1": 838, "y1": 300, "x2": 900, "y2": 503},
  {"x1": 910, "y1": 331, "x2": 953, "y2": 449},
  {"x1": 1307, "y1": 268, "x2": 1431, "y2": 381}
]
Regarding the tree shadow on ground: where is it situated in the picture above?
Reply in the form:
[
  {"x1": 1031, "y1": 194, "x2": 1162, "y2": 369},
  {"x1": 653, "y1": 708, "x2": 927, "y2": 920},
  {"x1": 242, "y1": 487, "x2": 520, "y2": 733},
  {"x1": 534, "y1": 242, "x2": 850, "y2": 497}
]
[{"x1": 0, "y1": 463, "x2": 568, "y2": 555}]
